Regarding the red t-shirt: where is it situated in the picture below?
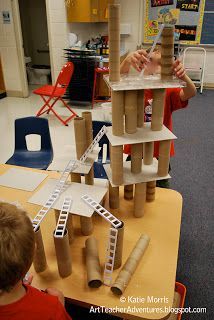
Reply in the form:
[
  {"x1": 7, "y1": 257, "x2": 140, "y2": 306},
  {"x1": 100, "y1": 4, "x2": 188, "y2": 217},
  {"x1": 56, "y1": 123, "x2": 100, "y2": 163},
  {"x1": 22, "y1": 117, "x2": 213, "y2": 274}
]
[
  {"x1": 124, "y1": 88, "x2": 188, "y2": 157},
  {"x1": 0, "y1": 285, "x2": 72, "y2": 320}
]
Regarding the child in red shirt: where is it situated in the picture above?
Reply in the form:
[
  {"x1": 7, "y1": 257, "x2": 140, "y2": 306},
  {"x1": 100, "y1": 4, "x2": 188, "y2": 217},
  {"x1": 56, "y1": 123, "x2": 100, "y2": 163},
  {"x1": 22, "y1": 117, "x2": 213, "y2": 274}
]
[
  {"x1": 0, "y1": 202, "x2": 72, "y2": 320},
  {"x1": 120, "y1": 48, "x2": 196, "y2": 187}
]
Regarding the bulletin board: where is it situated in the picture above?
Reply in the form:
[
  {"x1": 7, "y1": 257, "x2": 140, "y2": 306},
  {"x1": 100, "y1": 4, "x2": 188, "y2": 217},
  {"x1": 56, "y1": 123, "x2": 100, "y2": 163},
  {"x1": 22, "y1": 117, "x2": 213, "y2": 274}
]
[
  {"x1": 201, "y1": 0, "x2": 214, "y2": 44},
  {"x1": 144, "y1": 0, "x2": 206, "y2": 45}
]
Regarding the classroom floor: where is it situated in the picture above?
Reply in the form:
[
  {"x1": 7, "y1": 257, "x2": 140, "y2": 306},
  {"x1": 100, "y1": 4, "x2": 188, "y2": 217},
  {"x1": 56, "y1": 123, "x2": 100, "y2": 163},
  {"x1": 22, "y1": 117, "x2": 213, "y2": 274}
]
[{"x1": 0, "y1": 88, "x2": 213, "y2": 320}]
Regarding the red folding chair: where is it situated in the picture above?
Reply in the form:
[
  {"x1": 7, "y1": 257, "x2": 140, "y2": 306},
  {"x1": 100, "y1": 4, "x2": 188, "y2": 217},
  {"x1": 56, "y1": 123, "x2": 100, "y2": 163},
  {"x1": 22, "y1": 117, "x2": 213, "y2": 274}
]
[{"x1": 34, "y1": 62, "x2": 77, "y2": 126}]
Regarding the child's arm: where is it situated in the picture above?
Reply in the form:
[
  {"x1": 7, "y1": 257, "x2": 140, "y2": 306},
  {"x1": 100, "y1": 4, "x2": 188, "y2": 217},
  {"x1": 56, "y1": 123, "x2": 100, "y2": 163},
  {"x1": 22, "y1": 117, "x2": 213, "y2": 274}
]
[
  {"x1": 173, "y1": 60, "x2": 197, "y2": 101},
  {"x1": 120, "y1": 50, "x2": 149, "y2": 73}
]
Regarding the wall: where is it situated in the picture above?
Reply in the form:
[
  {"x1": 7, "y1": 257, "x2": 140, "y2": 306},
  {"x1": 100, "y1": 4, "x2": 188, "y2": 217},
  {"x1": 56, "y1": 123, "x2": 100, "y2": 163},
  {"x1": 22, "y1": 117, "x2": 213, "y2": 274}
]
[{"x1": 0, "y1": 0, "x2": 23, "y2": 94}]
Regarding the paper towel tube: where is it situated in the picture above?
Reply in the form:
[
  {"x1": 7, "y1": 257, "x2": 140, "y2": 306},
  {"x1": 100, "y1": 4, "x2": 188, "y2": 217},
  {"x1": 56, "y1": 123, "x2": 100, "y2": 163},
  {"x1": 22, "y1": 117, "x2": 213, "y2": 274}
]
[
  {"x1": 109, "y1": 182, "x2": 119, "y2": 209},
  {"x1": 112, "y1": 90, "x2": 125, "y2": 136},
  {"x1": 125, "y1": 90, "x2": 138, "y2": 134},
  {"x1": 143, "y1": 142, "x2": 154, "y2": 165},
  {"x1": 146, "y1": 181, "x2": 156, "y2": 202},
  {"x1": 137, "y1": 90, "x2": 145, "y2": 128},
  {"x1": 161, "y1": 26, "x2": 174, "y2": 80},
  {"x1": 151, "y1": 89, "x2": 166, "y2": 131},
  {"x1": 54, "y1": 229, "x2": 72, "y2": 278},
  {"x1": 73, "y1": 117, "x2": 87, "y2": 159},
  {"x1": 111, "y1": 234, "x2": 150, "y2": 295},
  {"x1": 114, "y1": 221, "x2": 124, "y2": 270},
  {"x1": 33, "y1": 226, "x2": 47, "y2": 273},
  {"x1": 80, "y1": 216, "x2": 94, "y2": 236},
  {"x1": 109, "y1": 4, "x2": 120, "y2": 82},
  {"x1": 158, "y1": 140, "x2": 171, "y2": 176},
  {"x1": 124, "y1": 184, "x2": 134, "y2": 200},
  {"x1": 111, "y1": 145, "x2": 123, "y2": 185},
  {"x1": 82, "y1": 111, "x2": 94, "y2": 185},
  {"x1": 131, "y1": 143, "x2": 143, "y2": 173},
  {"x1": 85, "y1": 237, "x2": 102, "y2": 288},
  {"x1": 134, "y1": 182, "x2": 146, "y2": 218}
]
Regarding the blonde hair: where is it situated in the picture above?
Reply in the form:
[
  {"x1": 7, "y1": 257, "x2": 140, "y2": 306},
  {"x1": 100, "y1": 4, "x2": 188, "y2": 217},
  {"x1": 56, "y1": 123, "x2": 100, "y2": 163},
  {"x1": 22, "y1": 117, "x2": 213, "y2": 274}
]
[{"x1": 0, "y1": 202, "x2": 35, "y2": 292}]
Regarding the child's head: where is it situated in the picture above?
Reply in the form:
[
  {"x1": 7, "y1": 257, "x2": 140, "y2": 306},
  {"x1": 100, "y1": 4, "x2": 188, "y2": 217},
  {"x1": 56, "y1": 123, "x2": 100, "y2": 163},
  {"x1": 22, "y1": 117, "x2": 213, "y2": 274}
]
[
  {"x1": 0, "y1": 202, "x2": 35, "y2": 293},
  {"x1": 145, "y1": 47, "x2": 161, "y2": 75}
]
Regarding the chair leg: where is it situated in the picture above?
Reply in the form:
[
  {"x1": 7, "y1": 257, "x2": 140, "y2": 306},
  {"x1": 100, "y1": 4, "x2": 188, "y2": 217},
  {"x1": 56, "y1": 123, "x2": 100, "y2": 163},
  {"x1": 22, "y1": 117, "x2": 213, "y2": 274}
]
[{"x1": 36, "y1": 95, "x2": 52, "y2": 116}]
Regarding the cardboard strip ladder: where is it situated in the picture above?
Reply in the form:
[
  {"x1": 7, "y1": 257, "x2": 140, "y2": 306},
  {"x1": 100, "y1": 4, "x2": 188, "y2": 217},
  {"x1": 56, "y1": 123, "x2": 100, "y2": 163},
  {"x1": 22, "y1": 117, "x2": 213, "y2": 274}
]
[
  {"x1": 54, "y1": 197, "x2": 73, "y2": 238},
  {"x1": 32, "y1": 160, "x2": 77, "y2": 231},
  {"x1": 103, "y1": 227, "x2": 118, "y2": 286}
]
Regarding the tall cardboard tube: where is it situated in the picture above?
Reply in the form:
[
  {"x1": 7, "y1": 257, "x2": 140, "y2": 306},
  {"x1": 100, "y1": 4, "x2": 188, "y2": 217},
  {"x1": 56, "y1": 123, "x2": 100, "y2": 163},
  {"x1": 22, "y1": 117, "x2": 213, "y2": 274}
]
[
  {"x1": 143, "y1": 142, "x2": 154, "y2": 165},
  {"x1": 124, "y1": 184, "x2": 134, "y2": 200},
  {"x1": 85, "y1": 237, "x2": 102, "y2": 288},
  {"x1": 33, "y1": 226, "x2": 47, "y2": 273},
  {"x1": 70, "y1": 172, "x2": 81, "y2": 183},
  {"x1": 161, "y1": 26, "x2": 174, "y2": 80},
  {"x1": 134, "y1": 182, "x2": 146, "y2": 218},
  {"x1": 112, "y1": 90, "x2": 124, "y2": 136},
  {"x1": 67, "y1": 214, "x2": 74, "y2": 244},
  {"x1": 54, "y1": 229, "x2": 72, "y2": 278},
  {"x1": 125, "y1": 90, "x2": 138, "y2": 134},
  {"x1": 111, "y1": 145, "x2": 123, "y2": 185},
  {"x1": 158, "y1": 140, "x2": 171, "y2": 176},
  {"x1": 131, "y1": 143, "x2": 143, "y2": 173},
  {"x1": 146, "y1": 181, "x2": 156, "y2": 202},
  {"x1": 109, "y1": 4, "x2": 120, "y2": 82},
  {"x1": 80, "y1": 216, "x2": 94, "y2": 236},
  {"x1": 137, "y1": 90, "x2": 145, "y2": 128},
  {"x1": 109, "y1": 183, "x2": 119, "y2": 209},
  {"x1": 114, "y1": 221, "x2": 124, "y2": 270},
  {"x1": 111, "y1": 234, "x2": 150, "y2": 295},
  {"x1": 82, "y1": 111, "x2": 94, "y2": 185},
  {"x1": 74, "y1": 117, "x2": 87, "y2": 159},
  {"x1": 151, "y1": 89, "x2": 166, "y2": 131}
]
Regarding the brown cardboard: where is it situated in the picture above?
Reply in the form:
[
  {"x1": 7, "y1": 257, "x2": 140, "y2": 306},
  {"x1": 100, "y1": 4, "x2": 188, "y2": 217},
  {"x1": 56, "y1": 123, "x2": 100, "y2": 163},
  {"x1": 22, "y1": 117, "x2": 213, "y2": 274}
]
[
  {"x1": 85, "y1": 237, "x2": 102, "y2": 288},
  {"x1": 109, "y1": 182, "x2": 119, "y2": 209},
  {"x1": 112, "y1": 90, "x2": 125, "y2": 136},
  {"x1": 161, "y1": 26, "x2": 174, "y2": 80},
  {"x1": 54, "y1": 229, "x2": 72, "y2": 278},
  {"x1": 134, "y1": 182, "x2": 146, "y2": 218},
  {"x1": 70, "y1": 172, "x2": 81, "y2": 183},
  {"x1": 111, "y1": 145, "x2": 123, "y2": 185},
  {"x1": 146, "y1": 181, "x2": 156, "y2": 202},
  {"x1": 114, "y1": 221, "x2": 124, "y2": 270},
  {"x1": 124, "y1": 184, "x2": 134, "y2": 200},
  {"x1": 151, "y1": 89, "x2": 166, "y2": 131},
  {"x1": 125, "y1": 90, "x2": 138, "y2": 134},
  {"x1": 143, "y1": 142, "x2": 154, "y2": 165},
  {"x1": 80, "y1": 216, "x2": 94, "y2": 236},
  {"x1": 109, "y1": 4, "x2": 120, "y2": 82},
  {"x1": 137, "y1": 90, "x2": 145, "y2": 128},
  {"x1": 82, "y1": 111, "x2": 94, "y2": 185},
  {"x1": 131, "y1": 143, "x2": 143, "y2": 173},
  {"x1": 158, "y1": 140, "x2": 171, "y2": 177},
  {"x1": 74, "y1": 117, "x2": 87, "y2": 159},
  {"x1": 33, "y1": 226, "x2": 47, "y2": 273}
]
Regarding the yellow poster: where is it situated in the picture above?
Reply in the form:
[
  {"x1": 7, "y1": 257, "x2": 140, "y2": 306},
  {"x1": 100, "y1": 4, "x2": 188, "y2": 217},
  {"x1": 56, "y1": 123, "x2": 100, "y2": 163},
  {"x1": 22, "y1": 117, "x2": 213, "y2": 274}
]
[
  {"x1": 147, "y1": 20, "x2": 159, "y2": 36},
  {"x1": 158, "y1": 8, "x2": 180, "y2": 24}
]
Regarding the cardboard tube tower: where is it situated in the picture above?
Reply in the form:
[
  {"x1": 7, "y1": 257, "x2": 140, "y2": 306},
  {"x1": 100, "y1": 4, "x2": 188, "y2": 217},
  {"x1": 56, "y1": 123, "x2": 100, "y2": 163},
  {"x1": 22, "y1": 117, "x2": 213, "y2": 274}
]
[
  {"x1": 111, "y1": 145, "x2": 123, "y2": 185},
  {"x1": 113, "y1": 221, "x2": 124, "y2": 270},
  {"x1": 124, "y1": 184, "x2": 134, "y2": 200},
  {"x1": 109, "y1": 182, "x2": 119, "y2": 209},
  {"x1": 151, "y1": 89, "x2": 166, "y2": 131},
  {"x1": 112, "y1": 90, "x2": 125, "y2": 136},
  {"x1": 82, "y1": 111, "x2": 94, "y2": 186},
  {"x1": 109, "y1": 4, "x2": 120, "y2": 82},
  {"x1": 146, "y1": 181, "x2": 156, "y2": 202},
  {"x1": 85, "y1": 237, "x2": 102, "y2": 288},
  {"x1": 33, "y1": 227, "x2": 47, "y2": 273},
  {"x1": 137, "y1": 90, "x2": 145, "y2": 128},
  {"x1": 143, "y1": 142, "x2": 154, "y2": 165},
  {"x1": 161, "y1": 26, "x2": 174, "y2": 80},
  {"x1": 54, "y1": 229, "x2": 72, "y2": 278},
  {"x1": 158, "y1": 140, "x2": 171, "y2": 176},
  {"x1": 125, "y1": 90, "x2": 138, "y2": 134},
  {"x1": 131, "y1": 143, "x2": 143, "y2": 173},
  {"x1": 134, "y1": 182, "x2": 146, "y2": 218},
  {"x1": 111, "y1": 234, "x2": 150, "y2": 295}
]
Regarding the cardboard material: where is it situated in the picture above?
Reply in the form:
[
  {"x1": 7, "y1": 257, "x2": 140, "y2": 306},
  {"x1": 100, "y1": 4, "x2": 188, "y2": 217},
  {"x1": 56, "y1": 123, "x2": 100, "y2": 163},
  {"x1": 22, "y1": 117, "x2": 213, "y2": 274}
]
[
  {"x1": 111, "y1": 234, "x2": 150, "y2": 295},
  {"x1": 104, "y1": 159, "x2": 171, "y2": 187},
  {"x1": 85, "y1": 237, "x2": 102, "y2": 288},
  {"x1": 54, "y1": 229, "x2": 72, "y2": 278},
  {"x1": 114, "y1": 222, "x2": 124, "y2": 270},
  {"x1": 143, "y1": 142, "x2": 154, "y2": 165},
  {"x1": 80, "y1": 216, "x2": 94, "y2": 236},
  {"x1": 0, "y1": 168, "x2": 48, "y2": 192},
  {"x1": 134, "y1": 182, "x2": 146, "y2": 218},
  {"x1": 137, "y1": 90, "x2": 145, "y2": 128},
  {"x1": 70, "y1": 172, "x2": 81, "y2": 183},
  {"x1": 28, "y1": 179, "x2": 108, "y2": 218},
  {"x1": 124, "y1": 184, "x2": 134, "y2": 200},
  {"x1": 82, "y1": 111, "x2": 94, "y2": 185},
  {"x1": 74, "y1": 117, "x2": 87, "y2": 159},
  {"x1": 112, "y1": 90, "x2": 124, "y2": 136},
  {"x1": 111, "y1": 145, "x2": 123, "y2": 185},
  {"x1": 67, "y1": 214, "x2": 75, "y2": 244},
  {"x1": 33, "y1": 227, "x2": 47, "y2": 273},
  {"x1": 161, "y1": 26, "x2": 174, "y2": 80},
  {"x1": 151, "y1": 89, "x2": 166, "y2": 131},
  {"x1": 131, "y1": 143, "x2": 143, "y2": 173},
  {"x1": 106, "y1": 122, "x2": 177, "y2": 146},
  {"x1": 146, "y1": 181, "x2": 156, "y2": 202},
  {"x1": 158, "y1": 140, "x2": 171, "y2": 177},
  {"x1": 125, "y1": 90, "x2": 138, "y2": 134},
  {"x1": 109, "y1": 183, "x2": 119, "y2": 209},
  {"x1": 109, "y1": 4, "x2": 120, "y2": 82}
]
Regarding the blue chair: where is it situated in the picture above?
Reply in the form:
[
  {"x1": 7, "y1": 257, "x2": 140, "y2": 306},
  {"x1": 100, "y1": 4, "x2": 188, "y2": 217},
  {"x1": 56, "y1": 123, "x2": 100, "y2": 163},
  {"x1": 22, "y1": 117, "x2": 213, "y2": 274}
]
[
  {"x1": 92, "y1": 120, "x2": 111, "y2": 179},
  {"x1": 6, "y1": 117, "x2": 53, "y2": 170}
]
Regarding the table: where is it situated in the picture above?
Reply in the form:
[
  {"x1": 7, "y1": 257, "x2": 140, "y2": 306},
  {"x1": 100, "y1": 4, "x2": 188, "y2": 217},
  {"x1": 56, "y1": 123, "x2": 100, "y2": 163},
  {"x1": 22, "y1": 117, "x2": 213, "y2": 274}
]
[{"x1": 0, "y1": 165, "x2": 183, "y2": 320}]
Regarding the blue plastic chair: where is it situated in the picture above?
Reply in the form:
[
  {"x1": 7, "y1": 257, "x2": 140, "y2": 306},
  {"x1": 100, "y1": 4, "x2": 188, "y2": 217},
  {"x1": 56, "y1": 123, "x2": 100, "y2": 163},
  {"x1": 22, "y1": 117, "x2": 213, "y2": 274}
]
[
  {"x1": 92, "y1": 120, "x2": 111, "y2": 179},
  {"x1": 6, "y1": 117, "x2": 53, "y2": 170}
]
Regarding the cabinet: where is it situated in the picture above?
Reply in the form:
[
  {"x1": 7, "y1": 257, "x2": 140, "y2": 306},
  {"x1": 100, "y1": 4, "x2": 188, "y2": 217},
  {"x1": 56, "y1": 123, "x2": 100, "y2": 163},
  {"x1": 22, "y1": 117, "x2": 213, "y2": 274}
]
[{"x1": 67, "y1": 0, "x2": 111, "y2": 23}]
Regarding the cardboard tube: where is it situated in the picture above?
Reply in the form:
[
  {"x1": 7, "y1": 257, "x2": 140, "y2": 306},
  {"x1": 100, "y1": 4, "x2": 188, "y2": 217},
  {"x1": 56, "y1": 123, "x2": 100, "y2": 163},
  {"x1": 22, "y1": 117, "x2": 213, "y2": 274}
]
[
  {"x1": 55, "y1": 209, "x2": 60, "y2": 224},
  {"x1": 70, "y1": 172, "x2": 81, "y2": 183},
  {"x1": 54, "y1": 229, "x2": 72, "y2": 278},
  {"x1": 125, "y1": 90, "x2": 138, "y2": 134},
  {"x1": 143, "y1": 142, "x2": 154, "y2": 165},
  {"x1": 74, "y1": 117, "x2": 87, "y2": 159},
  {"x1": 85, "y1": 237, "x2": 102, "y2": 288},
  {"x1": 33, "y1": 226, "x2": 47, "y2": 273},
  {"x1": 158, "y1": 140, "x2": 171, "y2": 176},
  {"x1": 114, "y1": 221, "x2": 124, "y2": 270},
  {"x1": 112, "y1": 90, "x2": 124, "y2": 136},
  {"x1": 151, "y1": 89, "x2": 166, "y2": 131},
  {"x1": 146, "y1": 181, "x2": 156, "y2": 202},
  {"x1": 109, "y1": 182, "x2": 119, "y2": 209},
  {"x1": 161, "y1": 26, "x2": 174, "y2": 80},
  {"x1": 82, "y1": 111, "x2": 94, "y2": 185},
  {"x1": 55, "y1": 210, "x2": 74, "y2": 244},
  {"x1": 111, "y1": 234, "x2": 150, "y2": 295},
  {"x1": 109, "y1": 4, "x2": 120, "y2": 82},
  {"x1": 131, "y1": 143, "x2": 143, "y2": 173},
  {"x1": 111, "y1": 145, "x2": 123, "y2": 185},
  {"x1": 168, "y1": 292, "x2": 181, "y2": 320},
  {"x1": 137, "y1": 90, "x2": 145, "y2": 128},
  {"x1": 124, "y1": 184, "x2": 134, "y2": 200},
  {"x1": 134, "y1": 182, "x2": 146, "y2": 218},
  {"x1": 80, "y1": 216, "x2": 93, "y2": 236}
]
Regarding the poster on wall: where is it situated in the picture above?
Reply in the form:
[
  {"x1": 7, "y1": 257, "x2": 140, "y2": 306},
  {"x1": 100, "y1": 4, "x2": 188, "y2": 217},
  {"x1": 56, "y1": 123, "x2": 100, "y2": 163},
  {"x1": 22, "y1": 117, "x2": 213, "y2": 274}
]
[
  {"x1": 175, "y1": 25, "x2": 197, "y2": 41},
  {"x1": 147, "y1": 20, "x2": 159, "y2": 36},
  {"x1": 151, "y1": 0, "x2": 174, "y2": 7},
  {"x1": 176, "y1": 0, "x2": 200, "y2": 12},
  {"x1": 158, "y1": 8, "x2": 180, "y2": 24}
]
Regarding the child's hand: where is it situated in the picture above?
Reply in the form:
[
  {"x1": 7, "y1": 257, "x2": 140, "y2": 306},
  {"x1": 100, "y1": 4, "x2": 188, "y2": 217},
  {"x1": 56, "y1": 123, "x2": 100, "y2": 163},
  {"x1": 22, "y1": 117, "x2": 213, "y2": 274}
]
[
  {"x1": 125, "y1": 50, "x2": 149, "y2": 72},
  {"x1": 173, "y1": 60, "x2": 186, "y2": 80},
  {"x1": 45, "y1": 287, "x2": 65, "y2": 305}
]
